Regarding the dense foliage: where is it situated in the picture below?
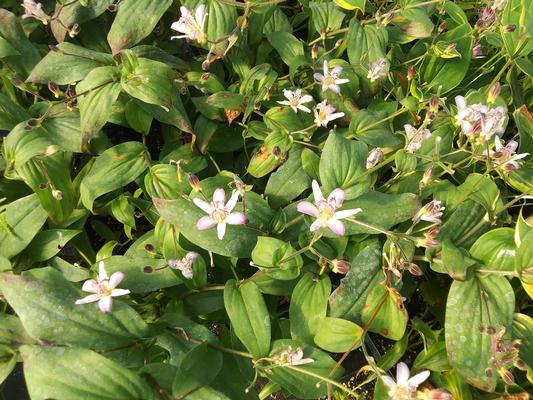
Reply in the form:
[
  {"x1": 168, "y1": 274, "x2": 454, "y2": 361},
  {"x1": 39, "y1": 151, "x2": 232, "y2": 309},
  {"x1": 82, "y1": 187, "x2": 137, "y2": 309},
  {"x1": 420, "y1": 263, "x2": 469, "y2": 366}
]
[{"x1": 0, "y1": 0, "x2": 532, "y2": 399}]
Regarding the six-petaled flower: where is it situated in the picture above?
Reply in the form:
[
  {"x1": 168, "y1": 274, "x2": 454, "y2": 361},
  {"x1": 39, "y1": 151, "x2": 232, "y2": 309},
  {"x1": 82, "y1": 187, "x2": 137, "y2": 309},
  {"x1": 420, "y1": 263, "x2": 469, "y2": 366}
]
[
  {"x1": 297, "y1": 180, "x2": 362, "y2": 236},
  {"x1": 75, "y1": 261, "x2": 130, "y2": 313},
  {"x1": 314, "y1": 60, "x2": 349, "y2": 93},
  {"x1": 314, "y1": 100, "x2": 344, "y2": 127},
  {"x1": 21, "y1": 0, "x2": 49, "y2": 24},
  {"x1": 272, "y1": 346, "x2": 314, "y2": 367},
  {"x1": 484, "y1": 136, "x2": 528, "y2": 173},
  {"x1": 277, "y1": 89, "x2": 313, "y2": 113},
  {"x1": 193, "y1": 188, "x2": 247, "y2": 240},
  {"x1": 171, "y1": 5, "x2": 207, "y2": 43},
  {"x1": 381, "y1": 362, "x2": 430, "y2": 400},
  {"x1": 169, "y1": 252, "x2": 199, "y2": 279},
  {"x1": 414, "y1": 200, "x2": 445, "y2": 225}
]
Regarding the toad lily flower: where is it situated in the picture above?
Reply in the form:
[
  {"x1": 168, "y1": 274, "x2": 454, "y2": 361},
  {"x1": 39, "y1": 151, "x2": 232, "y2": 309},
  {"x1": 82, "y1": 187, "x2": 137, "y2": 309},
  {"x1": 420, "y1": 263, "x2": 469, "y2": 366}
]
[
  {"x1": 272, "y1": 346, "x2": 314, "y2": 367},
  {"x1": 485, "y1": 136, "x2": 528, "y2": 173},
  {"x1": 314, "y1": 60, "x2": 349, "y2": 93},
  {"x1": 277, "y1": 89, "x2": 313, "y2": 113},
  {"x1": 193, "y1": 188, "x2": 247, "y2": 240},
  {"x1": 168, "y1": 252, "x2": 199, "y2": 279},
  {"x1": 367, "y1": 147, "x2": 384, "y2": 169},
  {"x1": 21, "y1": 0, "x2": 49, "y2": 24},
  {"x1": 314, "y1": 100, "x2": 344, "y2": 127},
  {"x1": 367, "y1": 58, "x2": 389, "y2": 82},
  {"x1": 414, "y1": 200, "x2": 445, "y2": 225},
  {"x1": 171, "y1": 5, "x2": 207, "y2": 44},
  {"x1": 381, "y1": 362, "x2": 430, "y2": 400},
  {"x1": 404, "y1": 124, "x2": 432, "y2": 153},
  {"x1": 297, "y1": 180, "x2": 362, "y2": 236},
  {"x1": 75, "y1": 261, "x2": 130, "y2": 313},
  {"x1": 455, "y1": 96, "x2": 505, "y2": 144}
]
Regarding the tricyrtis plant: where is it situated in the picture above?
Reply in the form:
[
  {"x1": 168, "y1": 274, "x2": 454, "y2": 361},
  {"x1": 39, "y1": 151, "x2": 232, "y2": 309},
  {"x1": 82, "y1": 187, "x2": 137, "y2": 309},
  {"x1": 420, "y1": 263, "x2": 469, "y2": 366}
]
[{"x1": 0, "y1": 0, "x2": 532, "y2": 399}]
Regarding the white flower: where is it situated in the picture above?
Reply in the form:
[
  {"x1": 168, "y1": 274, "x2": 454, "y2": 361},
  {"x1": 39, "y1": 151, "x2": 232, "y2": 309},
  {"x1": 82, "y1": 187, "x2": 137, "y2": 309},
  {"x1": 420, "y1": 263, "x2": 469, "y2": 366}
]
[
  {"x1": 313, "y1": 60, "x2": 349, "y2": 93},
  {"x1": 168, "y1": 252, "x2": 199, "y2": 279},
  {"x1": 491, "y1": 0, "x2": 507, "y2": 11},
  {"x1": 75, "y1": 261, "x2": 130, "y2": 313},
  {"x1": 367, "y1": 148, "x2": 384, "y2": 169},
  {"x1": 455, "y1": 96, "x2": 505, "y2": 144},
  {"x1": 272, "y1": 346, "x2": 314, "y2": 367},
  {"x1": 21, "y1": 0, "x2": 49, "y2": 24},
  {"x1": 297, "y1": 180, "x2": 362, "y2": 236},
  {"x1": 414, "y1": 199, "x2": 445, "y2": 225},
  {"x1": 404, "y1": 124, "x2": 432, "y2": 153},
  {"x1": 485, "y1": 136, "x2": 528, "y2": 173},
  {"x1": 381, "y1": 362, "x2": 430, "y2": 400},
  {"x1": 170, "y1": 5, "x2": 207, "y2": 43},
  {"x1": 313, "y1": 100, "x2": 344, "y2": 127},
  {"x1": 367, "y1": 58, "x2": 389, "y2": 82},
  {"x1": 193, "y1": 188, "x2": 247, "y2": 240},
  {"x1": 277, "y1": 89, "x2": 313, "y2": 113}
]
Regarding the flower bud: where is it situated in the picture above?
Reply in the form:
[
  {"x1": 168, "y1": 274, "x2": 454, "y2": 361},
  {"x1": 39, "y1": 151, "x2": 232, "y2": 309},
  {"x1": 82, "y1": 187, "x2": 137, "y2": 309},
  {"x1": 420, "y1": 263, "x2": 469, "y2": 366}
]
[
  {"x1": 200, "y1": 72, "x2": 210, "y2": 82},
  {"x1": 407, "y1": 262, "x2": 423, "y2": 276},
  {"x1": 334, "y1": 39, "x2": 342, "y2": 48},
  {"x1": 420, "y1": 166, "x2": 433, "y2": 188},
  {"x1": 311, "y1": 44, "x2": 318, "y2": 60},
  {"x1": 504, "y1": 24, "x2": 516, "y2": 32},
  {"x1": 366, "y1": 148, "x2": 383, "y2": 169},
  {"x1": 487, "y1": 82, "x2": 501, "y2": 104},
  {"x1": 319, "y1": 28, "x2": 327, "y2": 40},
  {"x1": 188, "y1": 173, "x2": 201, "y2": 192},
  {"x1": 52, "y1": 189, "x2": 63, "y2": 200},
  {"x1": 498, "y1": 368, "x2": 515, "y2": 385},
  {"x1": 201, "y1": 59, "x2": 210, "y2": 71},
  {"x1": 332, "y1": 259, "x2": 350, "y2": 274},
  {"x1": 472, "y1": 43, "x2": 484, "y2": 59},
  {"x1": 429, "y1": 95, "x2": 439, "y2": 113},
  {"x1": 407, "y1": 65, "x2": 415, "y2": 81},
  {"x1": 68, "y1": 23, "x2": 80, "y2": 38},
  {"x1": 48, "y1": 81, "x2": 61, "y2": 98},
  {"x1": 438, "y1": 21, "x2": 447, "y2": 32}
]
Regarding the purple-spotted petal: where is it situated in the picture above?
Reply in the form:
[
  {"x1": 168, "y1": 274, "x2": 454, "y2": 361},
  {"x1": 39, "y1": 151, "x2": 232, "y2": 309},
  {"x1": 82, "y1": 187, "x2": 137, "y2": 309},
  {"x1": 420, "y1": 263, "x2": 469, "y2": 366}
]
[
  {"x1": 313, "y1": 73, "x2": 324, "y2": 82},
  {"x1": 98, "y1": 261, "x2": 108, "y2": 281},
  {"x1": 217, "y1": 222, "x2": 227, "y2": 240},
  {"x1": 111, "y1": 288, "x2": 130, "y2": 297},
  {"x1": 192, "y1": 197, "x2": 213, "y2": 214},
  {"x1": 98, "y1": 296, "x2": 113, "y2": 313},
  {"x1": 225, "y1": 190, "x2": 240, "y2": 212},
  {"x1": 326, "y1": 219, "x2": 345, "y2": 236},
  {"x1": 108, "y1": 271, "x2": 124, "y2": 289},
  {"x1": 212, "y1": 188, "x2": 226, "y2": 204},
  {"x1": 75, "y1": 293, "x2": 100, "y2": 305},
  {"x1": 297, "y1": 201, "x2": 319, "y2": 217},
  {"x1": 311, "y1": 180, "x2": 323, "y2": 202},
  {"x1": 226, "y1": 212, "x2": 247, "y2": 225},
  {"x1": 310, "y1": 219, "x2": 324, "y2": 232},
  {"x1": 334, "y1": 208, "x2": 362, "y2": 219},
  {"x1": 328, "y1": 188, "x2": 345, "y2": 206},
  {"x1": 332, "y1": 66, "x2": 343, "y2": 75},
  {"x1": 197, "y1": 215, "x2": 217, "y2": 230},
  {"x1": 81, "y1": 279, "x2": 98, "y2": 293},
  {"x1": 329, "y1": 84, "x2": 341, "y2": 94},
  {"x1": 396, "y1": 362, "x2": 410, "y2": 385}
]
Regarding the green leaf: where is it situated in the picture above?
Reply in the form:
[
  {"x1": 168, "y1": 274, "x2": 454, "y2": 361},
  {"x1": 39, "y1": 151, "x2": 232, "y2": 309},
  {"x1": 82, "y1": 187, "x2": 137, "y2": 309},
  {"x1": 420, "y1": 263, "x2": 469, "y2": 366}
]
[
  {"x1": 0, "y1": 314, "x2": 34, "y2": 348},
  {"x1": 309, "y1": 2, "x2": 346, "y2": 34},
  {"x1": 80, "y1": 142, "x2": 148, "y2": 210},
  {"x1": 76, "y1": 65, "x2": 122, "y2": 146},
  {"x1": 51, "y1": 0, "x2": 114, "y2": 42},
  {"x1": 173, "y1": 342, "x2": 223, "y2": 398},
  {"x1": 514, "y1": 105, "x2": 533, "y2": 155},
  {"x1": 438, "y1": 238, "x2": 477, "y2": 280},
  {"x1": 27, "y1": 43, "x2": 113, "y2": 85},
  {"x1": 348, "y1": 110, "x2": 403, "y2": 148},
  {"x1": 144, "y1": 164, "x2": 191, "y2": 199},
  {"x1": 512, "y1": 313, "x2": 533, "y2": 368},
  {"x1": 337, "y1": 191, "x2": 420, "y2": 236},
  {"x1": 507, "y1": 167, "x2": 533, "y2": 195},
  {"x1": 24, "y1": 229, "x2": 81, "y2": 262},
  {"x1": 334, "y1": 0, "x2": 365, "y2": 11},
  {"x1": 0, "y1": 268, "x2": 148, "y2": 349},
  {"x1": 224, "y1": 280, "x2": 271, "y2": 358},
  {"x1": 0, "y1": 194, "x2": 47, "y2": 259},
  {"x1": 264, "y1": 105, "x2": 313, "y2": 133},
  {"x1": 421, "y1": 23, "x2": 472, "y2": 93},
  {"x1": 205, "y1": 0, "x2": 238, "y2": 54},
  {"x1": 265, "y1": 146, "x2": 311, "y2": 209},
  {"x1": 0, "y1": 345, "x2": 16, "y2": 385},
  {"x1": 501, "y1": 0, "x2": 533, "y2": 58},
  {"x1": 206, "y1": 91, "x2": 245, "y2": 109},
  {"x1": 0, "y1": 9, "x2": 40, "y2": 76},
  {"x1": 301, "y1": 148, "x2": 320, "y2": 180},
  {"x1": 247, "y1": 131, "x2": 291, "y2": 178},
  {"x1": 361, "y1": 283, "x2": 408, "y2": 340},
  {"x1": 319, "y1": 134, "x2": 370, "y2": 200},
  {"x1": 469, "y1": 228, "x2": 517, "y2": 272},
  {"x1": 267, "y1": 339, "x2": 343, "y2": 399},
  {"x1": 20, "y1": 345, "x2": 156, "y2": 399},
  {"x1": 267, "y1": 31, "x2": 305, "y2": 67},
  {"x1": 329, "y1": 239, "x2": 382, "y2": 321},
  {"x1": 124, "y1": 100, "x2": 152, "y2": 135},
  {"x1": 314, "y1": 317, "x2": 363, "y2": 352},
  {"x1": 107, "y1": 0, "x2": 172, "y2": 54},
  {"x1": 445, "y1": 275, "x2": 515, "y2": 392},
  {"x1": 251, "y1": 236, "x2": 302, "y2": 280},
  {"x1": 413, "y1": 341, "x2": 451, "y2": 372},
  {"x1": 289, "y1": 273, "x2": 331, "y2": 345},
  {"x1": 120, "y1": 51, "x2": 174, "y2": 111}
]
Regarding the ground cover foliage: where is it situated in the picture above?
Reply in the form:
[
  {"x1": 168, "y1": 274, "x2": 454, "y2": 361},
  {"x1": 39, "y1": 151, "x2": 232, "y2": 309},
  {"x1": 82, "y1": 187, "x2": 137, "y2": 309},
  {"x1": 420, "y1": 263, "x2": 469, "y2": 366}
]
[{"x1": 0, "y1": 0, "x2": 532, "y2": 399}]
